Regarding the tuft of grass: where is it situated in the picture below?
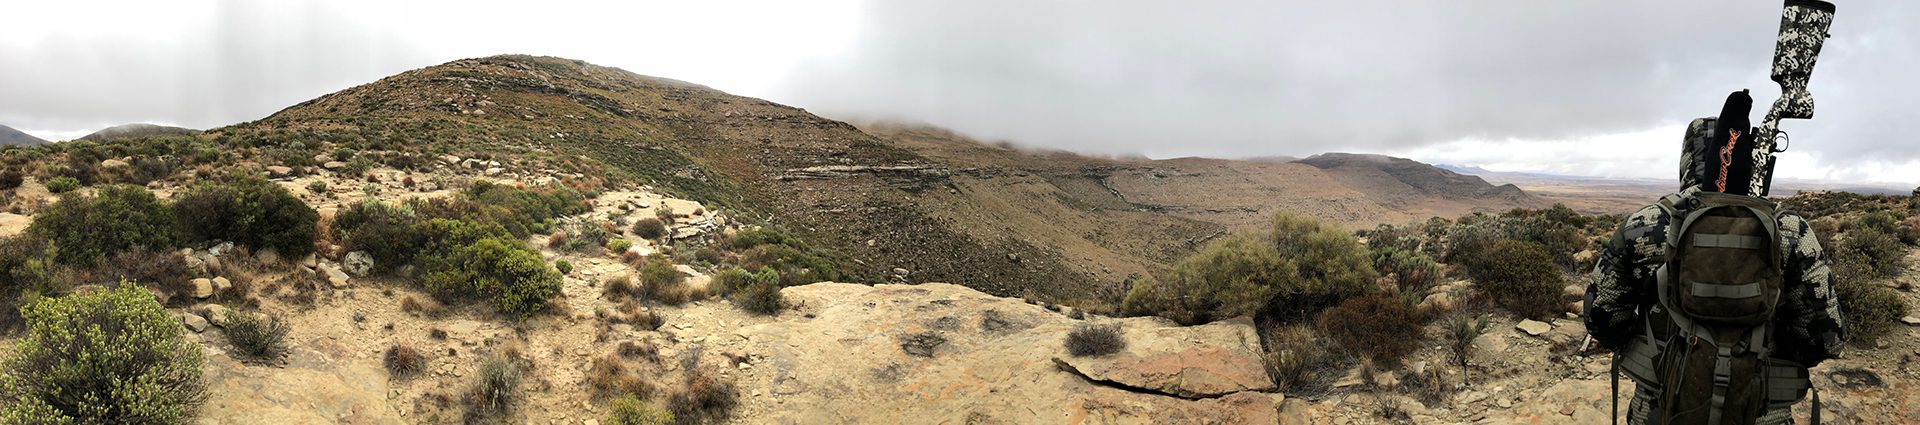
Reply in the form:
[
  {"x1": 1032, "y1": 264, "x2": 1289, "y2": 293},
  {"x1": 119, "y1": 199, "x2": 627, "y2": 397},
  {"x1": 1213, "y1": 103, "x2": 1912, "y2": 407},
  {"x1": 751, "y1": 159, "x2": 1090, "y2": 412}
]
[
  {"x1": 465, "y1": 354, "x2": 522, "y2": 421},
  {"x1": 587, "y1": 355, "x2": 655, "y2": 400},
  {"x1": 224, "y1": 312, "x2": 290, "y2": 361},
  {"x1": 384, "y1": 344, "x2": 428, "y2": 379},
  {"x1": 606, "y1": 394, "x2": 674, "y2": 425},
  {"x1": 666, "y1": 352, "x2": 738, "y2": 424},
  {"x1": 1063, "y1": 323, "x2": 1126, "y2": 357}
]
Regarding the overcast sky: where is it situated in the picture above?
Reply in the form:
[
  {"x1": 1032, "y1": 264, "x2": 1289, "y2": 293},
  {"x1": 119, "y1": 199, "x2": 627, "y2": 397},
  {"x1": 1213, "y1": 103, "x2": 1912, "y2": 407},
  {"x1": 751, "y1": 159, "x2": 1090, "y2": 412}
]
[{"x1": 3, "y1": 0, "x2": 1916, "y2": 186}]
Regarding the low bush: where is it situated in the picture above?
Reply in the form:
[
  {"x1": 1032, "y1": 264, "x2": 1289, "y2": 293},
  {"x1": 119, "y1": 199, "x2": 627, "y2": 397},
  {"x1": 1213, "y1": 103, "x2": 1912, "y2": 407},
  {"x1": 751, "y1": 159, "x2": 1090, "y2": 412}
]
[
  {"x1": 0, "y1": 169, "x2": 21, "y2": 190},
  {"x1": 224, "y1": 312, "x2": 290, "y2": 361},
  {"x1": 556, "y1": 259, "x2": 574, "y2": 275},
  {"x1": 667, "y1": 354, "x2": 738, "y2": 424},
  {"x1": 42, "y1": 176, "x2": 79, "y2": 193},
  {"x1": 1262, "y1": 324, "x2": 1337, "y2": 392},
  {"x1": 1444, "y1": 315, "x2": 1491, "y2": 369},
  {"x1": 631, "y1": 218, "x2": 668, "y2": 240},
  {"x1": 27, "y1": 184, "x2": 179, "y2": 266},
  {"x1": 421, "y1": 235, "x2": 563, "y2": 318},
  {"x1": 636, "y1": 258, "x2": 687, "y2": 303},
  {"x1": 465, "y1": 354, "x2": 522, "y2": 421},
  {"x1": 1123, "y1": 213, "x2": 1376, "y2": 325},
  {"x1": 0, "y1": 236, "x2": 75, "y2": 330},
  {"x1": 333, "y1": 200, "x2": 425, "y2": 272},
  {"x1": 709, "y1": 267, "x2": 777, "y2": 299},
  {"x1": 608, "y1": 239, "x2": 633, "y2": 255},
  {"x1": 1834, "y1": 277, "x2": 1909, "y2": 345},
  {"x1": 733, "y1": 281, "x2": 785, "y2": 316},
  {"x1": 1063, "y1": 323, "x2": 1126, "y2": 357},
  {"x1": 1374, "y1": 247, "x2": 1444, "y2": 295},
  {"x1": 1318, "y1": 293, "x2": 1422, "y2": 366},
  {"x1": 106, "y1": 247, "x2": 194, "y2": 302},
  {"x1": 384, "y1": 344, "x2": 428, "y2": 379},
  {"x1": 1464, "y1": 239, "x2": 1564, "y2": 320},
  {"x1": 172, "y1": 174, "x2": 319, "y2": 258},
  {"x1": 587, "y1": 356, "x2": 655, "y2": 400},
  {"x1": 1837, "y1": 226, "x2": 1906, "y2": 281},
  {"x1": 0, "y1": 284, "x2": 207, "y2": 423},
  {"x1": 723, "y1": 227, "x2": 842, "y2": 286},
  {"x1": 606, "y1": 394, "x2": 674, "y2": 425}
]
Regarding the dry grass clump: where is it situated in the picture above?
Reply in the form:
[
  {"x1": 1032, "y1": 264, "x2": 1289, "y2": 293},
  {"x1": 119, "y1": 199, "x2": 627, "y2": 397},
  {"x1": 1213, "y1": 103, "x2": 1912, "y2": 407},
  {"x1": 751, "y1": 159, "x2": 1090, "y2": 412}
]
[
  {"x1": 618, "y1": 340, "x2": 660, "y2": 363},
  {"x1": 224, "y1": 312, "x2": 290, "y2": 362},
  {"x1": 400, "y1": 295, "x2": 447, "y2": 318},
  {"x1": 464, "y1": 354, "x2": 522, "y2": 421},
  {"x1": 587, "y1": 355, "x2": 656, "y2": 401},
  {"x1": 665, "y1": 349, "x2": 738, "y2": 424},
  {"x1": 1063, "y1": 323, "x2": 1126, "y2": 357},
  {"x1": 1262, "y1": 324, "x2": 1339, "y2": 393},
  {"x1": 384, "y1": 344, "x2": 428, "y2": 379}
]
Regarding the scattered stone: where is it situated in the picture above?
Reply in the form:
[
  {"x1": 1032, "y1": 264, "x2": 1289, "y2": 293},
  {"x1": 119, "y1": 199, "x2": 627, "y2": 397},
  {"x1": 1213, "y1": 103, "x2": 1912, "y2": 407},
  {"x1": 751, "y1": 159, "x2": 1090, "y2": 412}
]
[
  {"x1": 323, "y1": 161, "x2": 347, "y2": 170},
  {"x1": 892, "y1": 268, "x2": 910, "y2": 277},
  {"x1": 1516, "y1": 319, "x2": 1552, "y2": 336},
  {"x1": 1418, "y1": 292, "x2": 1455, "y2": 316},
  {"x1": 190, "y1": 278, "x2": 215, "y2": 299},
  {"x1": 1901, "y1": 316, "x2": 1920, "y2": 326},
  {"x1": 318, "y1": 263, "x2": 350, "y2": 287},
  {"x1": 211, "y1": 276, "x2": 232, "y2": 294},
  {"x1": 343, "y1": 251, "x2": 375, "y2": 277},
  {"x1": 484, "y1": 167, "x2": 504, "y2": 176},
  {"x1": 255, "y1": 248, "x2": 282, "y2": 265},
  {"x1": 266, "y1": 165, "x2": 293, "y2": 178},
  {"x1": 181, "y1": 313, "x2": 209, "y2": 333},
  {"x1": 209, "y1": 242, "x2": 235, "y2": 257},
  {"x1": 1496, "y1": 398, "x2": 1513, "y2": 409},
  {"x1": 101, "y1": 159, "x2": 130, "y2": 169},
  {"x1": 1562, "y1": 285, "x2": 1584, "y2": 299},
  {"x1": 200, "y1": 304, "x2": 232, "y2": 326}
]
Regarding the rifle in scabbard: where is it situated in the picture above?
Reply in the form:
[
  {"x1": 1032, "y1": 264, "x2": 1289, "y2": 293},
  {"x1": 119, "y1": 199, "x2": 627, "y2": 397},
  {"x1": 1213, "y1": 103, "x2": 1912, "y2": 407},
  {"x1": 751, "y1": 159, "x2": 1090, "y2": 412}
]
[{"x1": 1749, "y1": 0, "x2": 1836, "y2": 197}]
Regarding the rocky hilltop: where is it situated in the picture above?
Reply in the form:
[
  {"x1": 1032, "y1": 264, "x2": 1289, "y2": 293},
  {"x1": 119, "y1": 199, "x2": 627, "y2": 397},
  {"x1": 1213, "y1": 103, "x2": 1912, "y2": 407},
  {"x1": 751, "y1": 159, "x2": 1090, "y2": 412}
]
[{"x1": 213, "y1": 55, "x2": 1547, "y2": 305}]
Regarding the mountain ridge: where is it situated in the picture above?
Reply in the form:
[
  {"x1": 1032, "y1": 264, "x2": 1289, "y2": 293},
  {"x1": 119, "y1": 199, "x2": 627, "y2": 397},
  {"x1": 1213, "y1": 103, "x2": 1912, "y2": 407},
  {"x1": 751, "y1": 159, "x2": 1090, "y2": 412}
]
[{"x1": 0, "y1": 124, "x2": 48, "y2": 146}]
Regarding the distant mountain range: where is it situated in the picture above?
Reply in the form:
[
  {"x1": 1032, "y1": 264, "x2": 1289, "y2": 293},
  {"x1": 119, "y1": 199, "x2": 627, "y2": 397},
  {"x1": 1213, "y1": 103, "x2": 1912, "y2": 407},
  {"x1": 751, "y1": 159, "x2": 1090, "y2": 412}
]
[
  {"x1": 78, "y1": 123, "x2": 199, "y2": 141},
  {"x1": 0, "y1": 124, "x2": 48, "y2": 146}
]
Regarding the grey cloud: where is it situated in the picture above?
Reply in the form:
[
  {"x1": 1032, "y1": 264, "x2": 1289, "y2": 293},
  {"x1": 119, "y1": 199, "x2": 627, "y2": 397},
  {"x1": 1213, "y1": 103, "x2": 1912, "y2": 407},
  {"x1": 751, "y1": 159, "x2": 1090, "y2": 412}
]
[
  {"x1": 776, "y1": 0, "x2": 1916, "y2": 165},
  {"x1": 0, "y1": 2, "x2": 436, "y2": 137}
]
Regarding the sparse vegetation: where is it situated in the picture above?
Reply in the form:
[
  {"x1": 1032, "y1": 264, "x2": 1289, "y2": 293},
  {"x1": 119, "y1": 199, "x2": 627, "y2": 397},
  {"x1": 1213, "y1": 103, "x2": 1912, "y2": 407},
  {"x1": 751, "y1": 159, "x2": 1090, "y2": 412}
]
[
  {"x1": 1123, "y1": 213, "x2": 1376, "y2": 325},
  {"x1": 0, "y1": 284, "x2": 207, "y2": 423},
  {"x1": 608, "y1": 239, "x2": 633, "y2": 255},
  {"x1": 1063, "y1": 323, "x2": 1126, "y2": 357},
  {"x1": 666, "y1": 349, "x2": 738, "y2": 424},
  {"x1": 1444, "y1": 315, "x2": 1492, "y2": 377},
  {"x1": 1262, "y1": 324, "x2": 1337, "y2": 392},
  {"x1": 587, "y1": 356, "x2": 655, "y2": 401},
  {"x1": 224, "y1": 312, "x2": 291, "y2": 361}
]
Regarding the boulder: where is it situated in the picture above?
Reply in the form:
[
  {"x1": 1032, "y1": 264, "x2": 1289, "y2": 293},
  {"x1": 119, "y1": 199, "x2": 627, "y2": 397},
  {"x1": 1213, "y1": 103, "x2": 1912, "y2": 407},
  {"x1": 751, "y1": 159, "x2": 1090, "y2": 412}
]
[
  {"x1": 1516, "y1": 319, "x2": 1553, "y2": 336},
  {"x1": 1417, "y1": 292, "x2": 1455, "y2": 316},
  {"x1": 101, "y1": 159, "x2": 130, "y2": 169},
  {"x1": 484, "y1": 167, "x2": 504, "y2": 176},
  {"x1": 208, "y1": 242, "x2": 235, "y2": 257},
  {"x1": 1902, "y1": 316, "x2": 1920, "y2": 326},
  {"x1": 199, "y1": 304, "x2": 232, "y2": 326},
  {"x1": 1562, "y1": 284, "x2": 1584, "y2": 299},
  {"x1": 180, "y1": 313, "x2": 209, "y2": 332},
  {"x1": 265, "y1": 165, "x2": 293, "y2": 178},
  {"x1": 190, "y1": 278, "x2": 215, "y2": 299},
  {"x1": 343, "y1": 251, "x2": 374, "y2": 277},
  {"x1": 255, "y1": 248, "x2": 282, "y2": 265},
  {"x1": 322, "y1": 161, "x2": 347, "y2": 170},
  {"x1": 318, "y1": 263, "x2": 350, "y2": 288},
  {"x1": 211, "y1": 276, "x2": 233, "y2": 294}
]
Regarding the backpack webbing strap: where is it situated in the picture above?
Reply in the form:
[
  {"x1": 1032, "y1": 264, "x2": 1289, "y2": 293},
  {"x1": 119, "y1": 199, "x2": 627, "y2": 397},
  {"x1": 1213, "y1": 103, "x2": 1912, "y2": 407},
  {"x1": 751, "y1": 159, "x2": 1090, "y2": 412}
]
[
  {"x1": 1693, "y1": 234, "x2": 1766, "y2": 249},
  {"x1": 1612, "y1": 354, "x2": 1621, "y2": 425},
  {"x1": 1811, "y1": 387, "x2": 1821, "y2": 425},
  {"x1": 1709, "y1": 345, "x2": 1734, "y2": 425},
  {"x1": 1690, "y1": 281, "x2": 1764, "y2": 299}
]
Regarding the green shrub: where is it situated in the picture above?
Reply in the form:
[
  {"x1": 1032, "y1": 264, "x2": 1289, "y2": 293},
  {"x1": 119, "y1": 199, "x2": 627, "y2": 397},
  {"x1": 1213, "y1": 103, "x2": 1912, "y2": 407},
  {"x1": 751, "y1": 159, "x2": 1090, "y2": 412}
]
[
  {"x1": 0, "y1": 169, "x2": 22, "y2": 191},
  {"x1": 1837, "y1": 227, "x2": 1906, "y2": 281},
  {"x1": 27, "y1": 185, "x2": 179, "y2": 266},
  {"x1": 1123, "y1": 213, "x2": 1376, "y2": 325},
  {"x1": 1064, "y1": 323, "x2": 1126, "y2": 357},
  {"x1": 334, "y1": 200, "x2": 425, "y2": 271},
  {"x1": 438, "y1": 181, "x2": 587, "y2": 238},
  {"x1": 42, "y1": 176, "x2": 79, "y2": 193},
  {"x1": 631, "y1": 218, "x2": 667, "y2": 240},
  {"x1": 709, "y1": 267, "x2": 776, "y2": 298},
  {"x1": 223, "y1": 312, "x2": 290, "y2": 361},
  {"x1": 306, "y1": 180, "x2": 328, "y2": 195},
  {"x1": 421, "y1": 235, "x2": 562, "y2": 317},
  {"x1": 1318, "y1": 293, "x2": 1422, "y2": 366},
  {"x1": 0, "y1": 284, "x2": 207, "y2": 423},
  {"x1": 556, "y1": 260, "x2": 574, "y2": 275},
  {"x1": 606, "y1": 394, "x2": 673, "y2": 425},
  {"x1": 1833, "y1": 273, "x2": 1909, "y2": 345},
  {"x1": 733, "y1": 281, "x2": 785, "y2": 316},
  {"x1": 637, "y1": 258, "x2": 685, "y2": 300},
  {"x1": 1374, "y1": 247, "x2": 1444, "y2": 295},
  {"x1": 1445, "y1": 315, "x2": 1492, "y2": 369},
  {"x1": 1465, "y1": 239, "x2": 1564, "y2": 320},
  {"x1": 173, "y1": 174, "x2": 319, "y2": 257},
  {"x1": 725, "y1": 227, "x2": 842, "y2": 285},
  {"x1": 608, "y1": 239, "x2": 633, "y2": 255}
]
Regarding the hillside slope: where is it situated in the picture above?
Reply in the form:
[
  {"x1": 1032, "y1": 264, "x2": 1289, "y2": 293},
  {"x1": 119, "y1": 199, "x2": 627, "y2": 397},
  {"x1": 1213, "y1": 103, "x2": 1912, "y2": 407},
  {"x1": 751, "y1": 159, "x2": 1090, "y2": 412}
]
[
  {"x1": 211, "y1": 55, "x2": 1545, "y2": 305},
  {"x1": 0, "y1": 124, "x2": 48, "y2": 146}
]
